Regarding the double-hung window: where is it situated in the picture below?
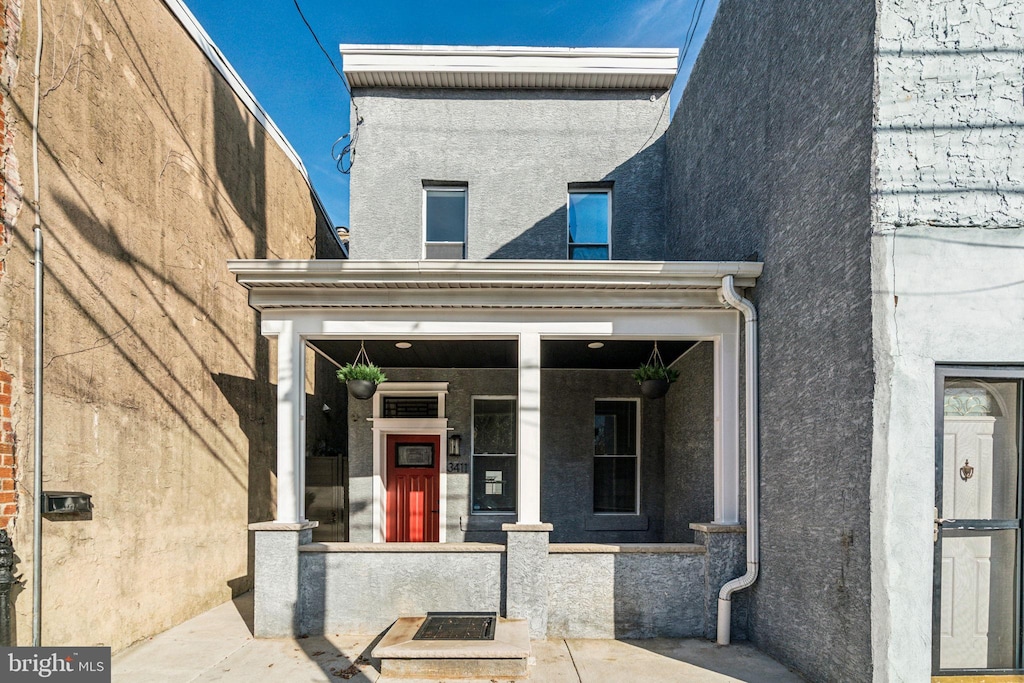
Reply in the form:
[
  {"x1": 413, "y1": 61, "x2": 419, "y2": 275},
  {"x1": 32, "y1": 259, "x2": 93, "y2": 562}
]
[
  {"x1": 593, "y1": 399, "x2": 640, "y2": 514},
  {"x1": 568, "y1": 187, "x2": 611, "y2": 260},
  {"x1": 471, "y1": 397, "x2": 517, "y2": 514},
  {"x1": 423, "y1": 183, "x2": 467, "y2": 259}
]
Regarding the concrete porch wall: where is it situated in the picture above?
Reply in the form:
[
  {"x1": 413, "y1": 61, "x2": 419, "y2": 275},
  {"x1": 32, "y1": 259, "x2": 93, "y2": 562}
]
[
  {"x1": 546, "y1": 545, "x2": 706, "y2": 638},
  {"x1": 285, "y1": 538, "x2": 730, "y2": 639},
  {"x1": 298, "y1": 544, "x2": 505, "y2": 634}
]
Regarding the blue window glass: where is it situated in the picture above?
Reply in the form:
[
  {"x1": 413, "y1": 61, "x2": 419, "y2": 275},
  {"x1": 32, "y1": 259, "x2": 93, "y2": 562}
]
[{"x1": 568, "y1": 191, "x2": 610, "y2": 260}]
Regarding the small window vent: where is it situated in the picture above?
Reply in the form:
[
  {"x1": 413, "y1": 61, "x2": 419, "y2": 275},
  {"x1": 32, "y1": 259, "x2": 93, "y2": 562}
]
[{"x1": 383, "y1": 396, "x2": 439, "y2": 418}]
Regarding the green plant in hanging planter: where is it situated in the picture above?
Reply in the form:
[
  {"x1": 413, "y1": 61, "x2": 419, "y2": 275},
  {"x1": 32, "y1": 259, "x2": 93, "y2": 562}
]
[
  {"x1": 336, "y1": 362, "x2": 388, "y2": 384},
  {"x1": 632, "y1": 363, "x2": 680, "y2": 384},
  {"x1": 337, "y1": 342, "x2": 388, "y2": 400},
  {"x1": 634, "y1": 341, "x2": 679, "y2": 400}
]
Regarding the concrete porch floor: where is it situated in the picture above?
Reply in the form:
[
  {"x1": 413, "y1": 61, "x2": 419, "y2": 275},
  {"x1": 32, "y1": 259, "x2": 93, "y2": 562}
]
[{"x1": 112, "y1": 593, "x2": 805, "y2": 682}]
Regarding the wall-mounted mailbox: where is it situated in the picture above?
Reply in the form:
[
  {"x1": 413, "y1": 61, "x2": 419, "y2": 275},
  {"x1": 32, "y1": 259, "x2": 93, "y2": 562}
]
[{"x1": 42, "y1": 491, "x2": 92, "y2": 515}]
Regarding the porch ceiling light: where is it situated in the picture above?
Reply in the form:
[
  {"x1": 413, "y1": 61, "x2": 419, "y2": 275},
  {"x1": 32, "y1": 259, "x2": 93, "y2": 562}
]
[
  {"x1": 395, "y1": 341, "x2": 412, "y2": 349},
  {"x1": 588, "y1": 342, "x2": 605, "y2": 349}
]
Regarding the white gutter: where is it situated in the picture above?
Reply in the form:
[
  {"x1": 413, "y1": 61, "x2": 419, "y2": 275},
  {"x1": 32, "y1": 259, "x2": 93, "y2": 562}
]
[{"x1": 717, "y1": 275, "x2": 759, "y2": 645}]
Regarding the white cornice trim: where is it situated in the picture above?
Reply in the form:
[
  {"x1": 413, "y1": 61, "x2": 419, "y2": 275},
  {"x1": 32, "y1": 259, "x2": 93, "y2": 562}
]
[
  {"x1": 227, "y1": 259, "x2": 762, "y2": 311},
  {"x1": 339, "y1": 44, "x2": 679, "y2": 90}
]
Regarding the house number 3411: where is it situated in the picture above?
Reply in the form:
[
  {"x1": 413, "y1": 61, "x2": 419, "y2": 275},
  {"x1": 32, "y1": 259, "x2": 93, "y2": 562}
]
[{"x1": 447, "y1": 462, "x2": 469, "y2": 473}]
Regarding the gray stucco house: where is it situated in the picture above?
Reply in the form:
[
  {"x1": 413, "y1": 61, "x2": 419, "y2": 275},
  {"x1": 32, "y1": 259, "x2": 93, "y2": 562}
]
[{"x1": 229, "y1": 1, "x2": 1024, "y2": 681}]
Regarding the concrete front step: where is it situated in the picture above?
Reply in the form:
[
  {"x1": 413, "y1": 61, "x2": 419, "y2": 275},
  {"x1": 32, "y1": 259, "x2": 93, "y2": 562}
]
[{"x1": 372, "y1": 616, "x2": 531, "y2": 679}]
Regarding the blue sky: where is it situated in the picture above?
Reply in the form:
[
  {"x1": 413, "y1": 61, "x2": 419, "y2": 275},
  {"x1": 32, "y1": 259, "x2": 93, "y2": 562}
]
[{"x1": 184, "y1": 0, "x2": 719, "y2": 227}]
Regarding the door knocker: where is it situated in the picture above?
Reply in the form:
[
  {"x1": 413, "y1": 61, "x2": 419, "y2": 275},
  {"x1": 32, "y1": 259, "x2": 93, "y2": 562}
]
[{"x1": 959, "y1": 459, "x2": 974, "y2": 482}]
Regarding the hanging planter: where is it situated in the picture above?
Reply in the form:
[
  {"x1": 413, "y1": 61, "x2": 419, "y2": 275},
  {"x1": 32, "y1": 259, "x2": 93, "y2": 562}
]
[
  {"x1": 633, "y1": 342, "x2": 679, "y2": 400},
  {"x1": 336, "y1": 341, "x2": 388, "y2": 400}
]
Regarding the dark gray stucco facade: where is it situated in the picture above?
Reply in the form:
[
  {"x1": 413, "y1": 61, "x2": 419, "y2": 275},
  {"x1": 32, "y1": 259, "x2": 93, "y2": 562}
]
[
  {"x1": 345, "y1": 366, "x2": 716, "y2": 544},
  {"x1": 348, "y1": 89, "x2": 669, "y2": 260},
  {"x1": 665, "y1": 2, "x2": 876, "y2": 681}
]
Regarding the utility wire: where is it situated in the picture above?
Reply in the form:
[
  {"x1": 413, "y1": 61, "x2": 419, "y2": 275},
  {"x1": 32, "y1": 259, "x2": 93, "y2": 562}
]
[
  {"x1": 637, "y1": 0, "x2": 709, "y2": 154},
  {"x1": 293, "y1": 0, "x2": 361, "y2": 173}
]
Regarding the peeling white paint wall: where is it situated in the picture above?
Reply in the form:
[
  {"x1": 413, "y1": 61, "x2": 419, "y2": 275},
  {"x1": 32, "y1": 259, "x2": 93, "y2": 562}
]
[{"x1": 871, "y1": 1, "x2": 1024, "y2": 680}]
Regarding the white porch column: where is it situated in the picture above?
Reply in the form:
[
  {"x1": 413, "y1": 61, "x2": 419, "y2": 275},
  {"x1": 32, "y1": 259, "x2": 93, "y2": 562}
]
[
  {"x1": 275, "y1": 321, "x2": 306, "y2": 523},
  {"x1": 517, "y1": 331, "x2": 542, "y2": 524},
  {"x1": 713, "y1": 330, "x2": 740, "y2": 525}
]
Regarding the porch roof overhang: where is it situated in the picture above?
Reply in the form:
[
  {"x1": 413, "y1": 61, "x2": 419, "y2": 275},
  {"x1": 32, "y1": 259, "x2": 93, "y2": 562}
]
[{"x1": 226, "y1": 260, "x2": 763, "y2": 312}]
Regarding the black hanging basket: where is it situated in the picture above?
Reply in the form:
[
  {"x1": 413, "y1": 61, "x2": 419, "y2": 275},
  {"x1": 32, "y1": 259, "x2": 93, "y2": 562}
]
[
  {"x1": 338, "y1": 341, "x2": 386, "y2": 400},
  {"x1": 347, "y1": 379, "x2": 377, "y2": 401},
  {"x1": 640, "y1": 379, "x2": 671, "y2": 400},
  {"x1": 633, "y1": 341, "x2": 677, "y2": 400}
]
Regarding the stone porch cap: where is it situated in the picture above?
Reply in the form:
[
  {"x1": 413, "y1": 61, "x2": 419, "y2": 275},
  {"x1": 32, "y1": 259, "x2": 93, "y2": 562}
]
[{"x1": 339, "y1": 45, "x2": 679, "y2": 90}]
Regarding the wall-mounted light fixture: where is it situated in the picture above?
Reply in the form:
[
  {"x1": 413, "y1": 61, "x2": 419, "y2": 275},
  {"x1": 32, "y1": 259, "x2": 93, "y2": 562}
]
[{"x1": 447, "y1": 434, "x2": 462, "y2": 457}]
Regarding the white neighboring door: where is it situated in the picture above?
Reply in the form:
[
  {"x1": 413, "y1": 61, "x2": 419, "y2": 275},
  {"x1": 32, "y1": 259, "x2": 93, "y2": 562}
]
[
  {"x1": 935, "y1": 373, "x2": 1021, "y2": 674},
  {"x1": 939, "y1": 416, "x2": 995, "y2": 670}
]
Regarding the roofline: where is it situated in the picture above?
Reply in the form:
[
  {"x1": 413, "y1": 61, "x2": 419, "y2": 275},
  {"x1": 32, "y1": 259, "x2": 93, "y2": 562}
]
[
  {"x1": 161, "y1": 0, "x2": 347, "y2": 256},
  {"x1": 228, "y1": 259, "x2": 760, "y2": 282},
  {"x1": 338, "y1": 45, "x2": 681, "y2": 58},
  {"x1": 339, "y1": 44, "x2": 680, "y2": 91}
]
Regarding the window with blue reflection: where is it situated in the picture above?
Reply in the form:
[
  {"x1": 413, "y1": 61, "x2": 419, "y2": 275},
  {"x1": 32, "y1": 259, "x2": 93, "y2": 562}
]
[
  {"x1": 568, "y1": 191, "x2": 610, "y2": 260},
  {"x1": 425, "y1": 187, "x2": 467, "y2": 258}
]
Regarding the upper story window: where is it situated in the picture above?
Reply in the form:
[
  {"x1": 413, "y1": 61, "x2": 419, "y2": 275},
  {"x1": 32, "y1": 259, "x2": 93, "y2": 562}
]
[
  {"x1": 424, "y1": 183, "x2": 467, "y2": 259},
  {"x1": 568, "y1": 186, "x2": 611, "y2": 260}
]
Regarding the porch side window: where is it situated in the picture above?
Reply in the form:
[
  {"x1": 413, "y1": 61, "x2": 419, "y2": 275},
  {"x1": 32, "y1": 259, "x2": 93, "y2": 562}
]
[
  {"x1": 568, "y1": 189, "x2": 610, "y2": 260},
  {"x1": 594, "y1": 399, "x2": 639, "y2": 513},
  {"x1": 471, "y1": 397, "x2": 516, "y2": 513},
  {"x1": 424, "y1": 184, "x2": 467, "y2": 259}
]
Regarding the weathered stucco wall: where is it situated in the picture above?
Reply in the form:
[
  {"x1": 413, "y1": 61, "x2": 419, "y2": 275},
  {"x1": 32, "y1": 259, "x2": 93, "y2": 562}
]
[
  {"x1": 348, "y1": 88, "x2": 668, "y2": 260},
  {"x1": 870, "y1": 1, "x2": 1024, "y2": 679},
  {"x1": 666, "y1": 1, "x2": 876, "y2": 680},
  {"x1": 347, "y1": 368, "x2": 667, "y2": 543},
  {"x1": 0, "y1": 0, "x2": 333, "y2": 650}
]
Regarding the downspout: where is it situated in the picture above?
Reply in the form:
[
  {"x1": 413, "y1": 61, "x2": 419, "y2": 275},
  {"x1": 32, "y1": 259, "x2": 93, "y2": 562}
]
[
  {"x1": 717, "y1": 275, "x2": 759, "y2": 646},
  {"x1": 31, "y1": 0, "x2": 45, "y2": 647}
]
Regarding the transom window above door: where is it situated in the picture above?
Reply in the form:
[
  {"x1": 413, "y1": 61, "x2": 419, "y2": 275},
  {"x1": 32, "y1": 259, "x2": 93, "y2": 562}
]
[{"x1": 568, "y1": 187, "x2": 611, "y2": 260}]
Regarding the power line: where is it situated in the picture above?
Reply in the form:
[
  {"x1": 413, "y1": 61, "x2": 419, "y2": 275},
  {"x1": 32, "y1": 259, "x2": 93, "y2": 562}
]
[
  {"x1": 293, "y1": 0, "x2": 362, "y2": 173},
  {"x1": 637, "y1": 0, "x2": 709, "y2": 154}
]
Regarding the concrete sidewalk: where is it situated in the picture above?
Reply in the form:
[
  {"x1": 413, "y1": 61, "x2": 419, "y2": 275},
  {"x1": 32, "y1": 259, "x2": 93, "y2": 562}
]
[{"x1": 112, "y1": 594, "x2": 804, "y2": 682}]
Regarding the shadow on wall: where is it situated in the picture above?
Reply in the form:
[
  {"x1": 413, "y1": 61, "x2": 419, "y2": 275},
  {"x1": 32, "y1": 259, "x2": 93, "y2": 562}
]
[
  {"x1": 487, "y1": 132, "x2": 669, "y2": 260},
  {"x1": 0, "y1": 0, "x2": 329, "y2": 642}
]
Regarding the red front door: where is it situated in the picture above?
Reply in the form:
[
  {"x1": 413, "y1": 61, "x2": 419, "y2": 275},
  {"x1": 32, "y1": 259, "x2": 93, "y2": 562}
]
[{"x1": 386, "y1": 434, "x2": 440, "y2": 542}]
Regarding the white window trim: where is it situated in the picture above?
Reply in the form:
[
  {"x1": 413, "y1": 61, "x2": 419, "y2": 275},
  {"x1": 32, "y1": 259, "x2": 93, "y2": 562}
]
[
  {"x1": 470, "y1": 395, "x2": 518, "y2": 516},
  {"x1": 423, "y1": 185, "x2": 468, "y2": 259},
  {"x1": 593, "y1": 397, "x2": 641, "y2": 515},
  {"x1": 567, "y1": 188, "x2": 612, "y2": 260}
]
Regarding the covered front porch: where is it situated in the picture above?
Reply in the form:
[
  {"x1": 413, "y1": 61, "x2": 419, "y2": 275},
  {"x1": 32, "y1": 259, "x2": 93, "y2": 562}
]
[{"x1": 228, "y1": 260, "x2": 761, "y2": 641}]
